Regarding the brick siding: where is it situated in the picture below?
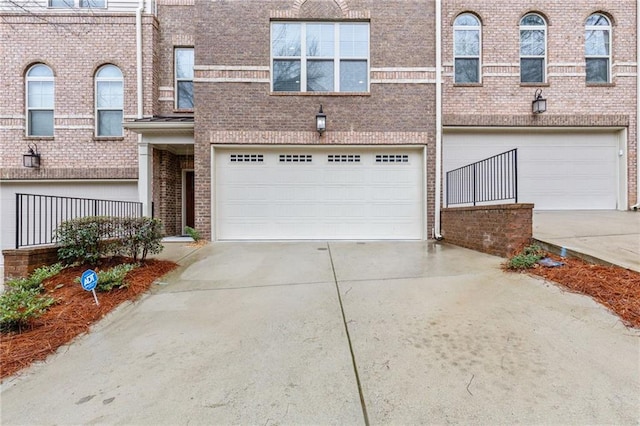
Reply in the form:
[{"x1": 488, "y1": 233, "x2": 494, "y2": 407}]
[
  {"x1": 442, "y1": 0, "x2": 638, "y2": 206},
  {"x1": 2, "y1": 247, "x2": 59, "y2": 280},
  {"x1": 441, "y1": 204, "x2": 534, "y2": 258}
]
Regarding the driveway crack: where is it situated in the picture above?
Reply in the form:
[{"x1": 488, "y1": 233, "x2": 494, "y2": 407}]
[{"x1": 327, "y1": 242, "x2": 370, "y2": 426}]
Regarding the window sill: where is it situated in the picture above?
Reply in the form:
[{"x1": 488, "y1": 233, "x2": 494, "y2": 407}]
[
  {"x1": 520, "y1": 82, "x2": 550, "y2": 87},
  {"x1": 453, "y1": 83, "x2": 483, "y2": 87},
  {"x1": 93, "y1": 136, "x2": 125, "y2": 142},
  {"x1": 270, "y1": 92, "x2": 371, "y2": 97},
  {"x1": 25, "y1": 136, "x2": 54, "y2": 141},
  {"x1": 173, "y1": 109, "x2": 194, "y2": 113},
  {"x1": 586, "y1": 82, "x2": 614, "y2": 87}
]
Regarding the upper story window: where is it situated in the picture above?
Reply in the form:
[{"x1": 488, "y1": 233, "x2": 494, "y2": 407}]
[
  {"x1": 585, "y1": 13, "x2": 611, "y2": 83},
  {"x1": 26, "y1": 64, "x2": 54, "y2": 137},
  {"x1": 520, "y1": 13, "x2": 547, "y2": 83},
  {"x1": 175, "y1": 47, "x2": 194, "y2": 110},
  {"x1": 49, "y1": 0, "x2": 106, "y2": 8},
  {"x1": 453, "y1": 13, "x2": 481, "y2": 84},
  {"x1": 95, "y1": 65, "x2": 123, "y2": 137},
  {"x1": 271, "y1": 22, "x2": 369, "y2": 93}
]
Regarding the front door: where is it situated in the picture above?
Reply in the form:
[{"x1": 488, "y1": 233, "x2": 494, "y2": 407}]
[{"x1": 185, "y1": 171, "x2": 195, "y2": 229}]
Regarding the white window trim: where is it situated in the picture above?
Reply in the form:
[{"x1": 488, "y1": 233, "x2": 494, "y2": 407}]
[
  {"x1": 49, "y1": 0, "x2": 108, "y2": 8},
  {"x1": 26, "y1": 65, "x2": 55, "y2": 138},
  {"x1": 174, "y1": 47, "x2": 195, "y2": 110},
  {"x1": 453, "y1": 13, "x2": 482, "y2": 84},
  {"x1": 270, "y1": 22, "x2": 370, "y2": 93},
  {"x1": 519, "y1": 13, "x2": 547, "y2": 84},
  {"x1": 585, "y1": 14, "x2": 612, "y2": 83},
  {"x1": 95, "y1": 66, "x2": 124, "y2": 137}
]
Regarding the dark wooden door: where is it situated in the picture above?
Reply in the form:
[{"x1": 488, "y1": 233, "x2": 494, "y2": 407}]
[{"x1": 185, "y1": 171, "x2": 195, "y2": 229}]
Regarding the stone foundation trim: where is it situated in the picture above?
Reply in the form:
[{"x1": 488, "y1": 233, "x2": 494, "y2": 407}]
[
  {"x1": 207, "y1": 131, "x2": 430, "y2": 145},
  {"x1": 0, "y1": 168, "x2": 138, "y2": 180},
  {"x1": 441, "y1": 203, "x2": 534, "y2": 258},
  {"x1": 443, "y1": 114, "x2": 629, "y2": 128}
]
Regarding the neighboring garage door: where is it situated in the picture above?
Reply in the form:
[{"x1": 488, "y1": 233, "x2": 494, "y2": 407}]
[
  {"x1": 443, "y1": 130, "x2": 621, "y2": 210},
  {"x1": 0, "y1": 181, "x2": 138, "y2": 266},
  {"x1": 214, "y1": 147, "x2": 424, "y2": 240}
]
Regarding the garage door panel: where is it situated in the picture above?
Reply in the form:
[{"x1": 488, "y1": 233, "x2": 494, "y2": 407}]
[
  {"x1": 444, "y1": 132, "x2": 618, "y2": 210},
  {"x1": 216, "y1": 148, "x2": 424, "y2": 240}
]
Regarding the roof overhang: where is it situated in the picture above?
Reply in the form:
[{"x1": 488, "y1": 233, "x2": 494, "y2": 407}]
[{"x1": 124, "y1": 116, "x2": 194, "y2": 136}]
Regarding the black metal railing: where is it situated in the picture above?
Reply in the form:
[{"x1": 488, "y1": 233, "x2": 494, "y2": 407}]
[
  {"x1": 446, "y1": 149, "x2": 518, "y2": 207},
  {"x1": 15, "y1": 193, "x2": 143, "y2": 249}
]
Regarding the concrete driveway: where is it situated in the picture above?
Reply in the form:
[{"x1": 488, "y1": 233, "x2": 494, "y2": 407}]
[{"x1": 1, "y1": 242, "x2": 639, "y2": 425}]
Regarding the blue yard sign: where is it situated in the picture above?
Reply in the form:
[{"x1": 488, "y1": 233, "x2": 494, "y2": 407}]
[{"x1": 81, "y1": 269, "x2": 100, "y2": 305}]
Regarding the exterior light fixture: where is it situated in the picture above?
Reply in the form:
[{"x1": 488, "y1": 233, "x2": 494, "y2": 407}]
[
  {"x1": 532, "y1": 89, "x2": 547, "y2": 114},
  {"x1": 316, "y1": 104, "x2": 326, "y2": 135},
  {"x1": 23, "y1": 143, "x2": 41, "y2": 168}
]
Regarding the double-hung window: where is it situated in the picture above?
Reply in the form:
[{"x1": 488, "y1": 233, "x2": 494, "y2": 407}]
[
  {"x1": 453, "y1": 13, "x2": 481, "y2": 84},
  {"x1": 585, "y1": 14, "x2": 611, "y2": 83},
  {"x1": 95, "y1": 65, "x2": 123, "y2": 137},
  {"x1": 26, "y1": 64, "x2": 54, "y2": 137},
  {"x1": 271, "y1": 22, "x2": 369, "y2": 93},
  {"x1": 49, "y1": 0, "x2": 106, "y2": 7},
  {"x1": 175, "y1": 47, "x2": 194, "y2": 109},
  {"x1": 520, "y1": 14, "x2": 546, "y2": 83}
]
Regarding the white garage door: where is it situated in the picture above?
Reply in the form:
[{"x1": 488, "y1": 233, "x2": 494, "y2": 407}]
[
  {"x1": 443, "y1": 130, "x2": 621, "y2": 210},
  {"x1": 0, "y1": 181, "x2": 138, "y2": 266},
  {"x1": 215, "y1": 147, "x2": 424, "y2": 240}
]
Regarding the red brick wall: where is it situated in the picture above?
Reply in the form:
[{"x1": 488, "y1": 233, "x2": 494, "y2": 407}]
[
  {"x1": 2, "y1": 247, "x2": 59, "y2": 280},
  {"x1": 442, "y1": 0, "x2": 638, "y2": 207},
  {"x1": 193, "y1": 0, "x2": 438, "y2": 240},
  {"x1": 0, "y1": 11, "x2": 158, "y2": 181},
  {"x1": 441, "y1": 204, "x2": 534, "y2": 257}
]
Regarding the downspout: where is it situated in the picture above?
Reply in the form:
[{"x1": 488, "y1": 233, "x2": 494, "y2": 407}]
[
  {"x1": 136, "y1": 0, "x2": 152, "y2": 217},
  {"x1": 434, "y1": 0, "x2": 444, "y2": 238},
  {"x1": 634, "y1": 0, "x2": 640, "y2": 210},
  {"x1": 136, "y1": 0, "x2": 144, "y2": 119}
]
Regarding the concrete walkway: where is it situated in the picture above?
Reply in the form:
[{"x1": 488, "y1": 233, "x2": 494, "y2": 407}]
[
  {"x1": 533, "y1": 210, "x2": 640, "y2": 272},
  {"x1": 1, "y1": 242, "x2": 639, "y2": 425}
]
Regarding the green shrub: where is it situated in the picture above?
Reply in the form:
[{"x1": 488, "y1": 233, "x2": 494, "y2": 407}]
[
  {"x1": 55, "y1": 217, "x2": 112, "y2": 265},
  {"x1": 91, "y1": 264, "x2": 138, "y2": 292},
  {"x1": 507, "y1": 244, "x2": 545, "y2": 270},
  {"x1": 5, "y1": 263, "x2": 64, "y2": 292},
  {"x1": 120, "y1": 217, "x2": 163, "y2": 262},
  {"x1": 55, "y1": 216, "x2": 164, "y2": 264},
  {"x1": 184, "y1": 226, "x2": 200, "y2": 241},
  {"x1": 0, "y1": 288, "x2": 56, "y2": 332}
]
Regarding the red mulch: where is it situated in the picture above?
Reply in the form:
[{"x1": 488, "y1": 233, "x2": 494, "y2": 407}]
[
  {"x1": 1, "y1": 258, "x2": 177, "y2": 380},
  {"x1": 521, "y1": 255, "x2": 640, "y2": 329}
]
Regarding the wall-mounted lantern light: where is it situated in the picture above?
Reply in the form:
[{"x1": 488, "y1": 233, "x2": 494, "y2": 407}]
[
  {"x1": 23, "y1": 143, "x2": 41, "y2": 168},
  {"x1": 316, "y1": 105, "x2": 326, "y2": 135},
  {"x1": 532, "y1": 89, "x2": 547, "y2": 114}
]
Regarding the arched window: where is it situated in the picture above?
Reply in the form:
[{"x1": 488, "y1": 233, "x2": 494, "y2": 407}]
[
  {"x1": 585, "y1": 13, "x2": 611, "y2": 83},
  {"x1": 26, "y1": 64, "x2": 54, "y2": 137},
  {"x1": 454, "y1": 13, "x2": 481, "y2": 83},
  {"x1": 520, "y1": 13, "x2": 546, "y2": 83},
  {"x1": 95, "y1": 65, "x2": 123, "y2": 137}
]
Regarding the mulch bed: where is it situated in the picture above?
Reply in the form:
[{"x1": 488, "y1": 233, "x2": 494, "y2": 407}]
[
  {"x1": 521, "y1": 255, "x2": 640, "y2": 329},
  {"x1": 1, "y1": 258, "x2": 177, "y2": 380}
]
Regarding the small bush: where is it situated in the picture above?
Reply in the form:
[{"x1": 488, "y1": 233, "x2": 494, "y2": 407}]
[
  {"x1": 90, "y1": 264, "x2": 138, "y2": 292},
  {"x1": 184, "y1": 226, "x2": 200, "y2": 241},
  {"x1": 56, "y1": 216, "x2": 164, "y2": 264},
  {"x1": 5, "y1": 263, "x2": 64, "y2": 292},
  {"x1": 507, "y1": 244, "x2": 545, "y2": 270},
  {"x1": 55, "y1": 217, "x2": 113, "y2": 265},
  {"x1": 0, "y1": 288, "x2": 56, "y2": 332}
]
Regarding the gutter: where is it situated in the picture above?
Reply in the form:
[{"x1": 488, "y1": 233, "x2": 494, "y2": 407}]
[
  {"x1": 136, "y1": 0, "x2": 144, "y2": 119},
  {"x1": 433, "y1": 0, "x2": 444, "y2": 239}
]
